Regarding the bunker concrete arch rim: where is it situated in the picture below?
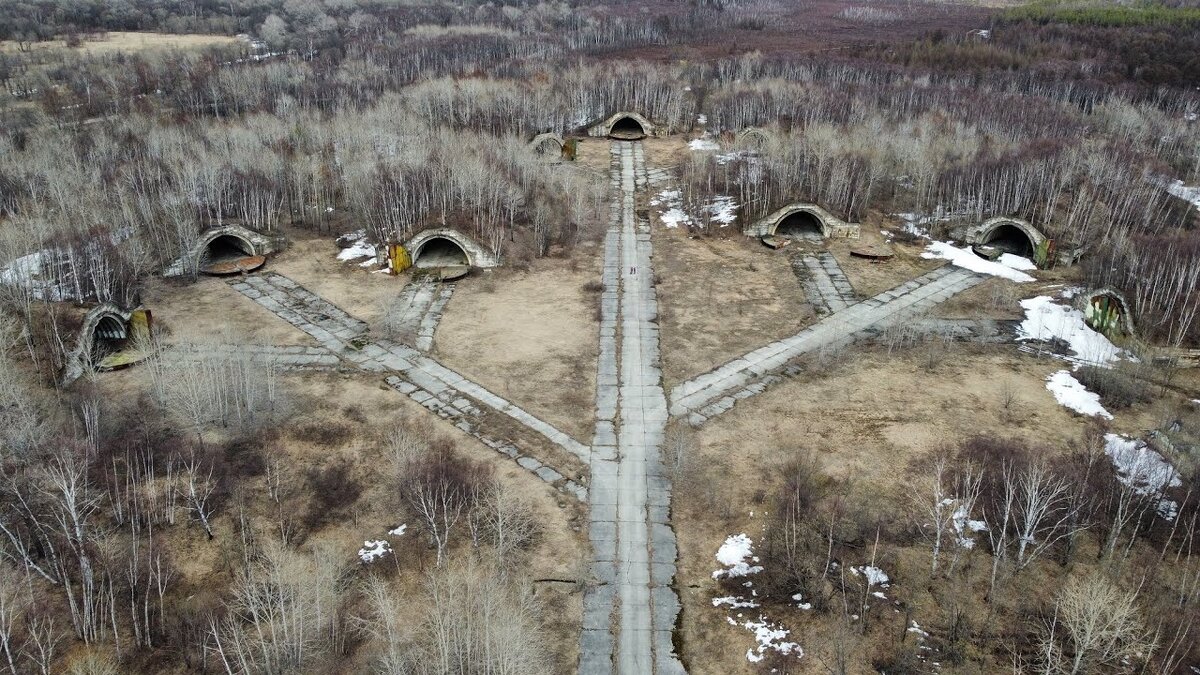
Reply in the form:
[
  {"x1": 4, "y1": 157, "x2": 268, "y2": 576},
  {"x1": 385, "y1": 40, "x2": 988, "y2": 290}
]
[
  {"x1": 193, "y1": 224, "x2": 273, "y2": 275},
  {"x1": 62, "y1": 303, "x2": 151, "y2": 385},
  {"x1": 530, "y1": 132, "x2": 565, "y2": 156},
  {"x1": 745, "y1": 202, "x2": 862, "y2": 240},
  {"x1": 767, "y1": 205, "x2": 831, "y2": 238},
  {"x1": 403, "y1": 228, "x2": 500, "y2": 270},
  {"x1": 736, "y1": 127, "x2": 772, "y2": 147},
  {"x1": 600, "y1": 111, "x2": 655, "y2": 140},
  {"x1": 164, "y1": 224, "x2": 283, "y2": 278},
  {"x1": 966, "y1": 217, "x2": 1046, "y2": 258},
  {"x1": 1080, "y1": 287, "x2": 1136, "y2": 336}
]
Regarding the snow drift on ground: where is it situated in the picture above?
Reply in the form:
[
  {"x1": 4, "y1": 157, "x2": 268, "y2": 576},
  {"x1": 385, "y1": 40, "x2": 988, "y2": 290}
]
[
  {"x1": 336, "y1": 230, "x2": 378, "y2": 267},
  {"x1": 715, "y1": 150, "x2": 758, "y2": 166},
  {"x1": 704, "y1": 195, "x2": 737, "y2": 225},
  {"x1": 893, "y1": 213, "x2": 935, "y2": 239},
  {"x1": 713, "y1": 533, "x2": 763, "y2": 579},
  {"x1": 651, "y1": 189, "x2": 737, "y2": 228},
  {"x1": 358, "y1": 523, "x2": 407, "y2": 562},
  {"x1": 921, "y1": 241, "x2": 1036, "y2": 282},
  {"x1": 1017, "y1": 296, "x2": 1125, "y2": 365},
  {"x1": 689, "y1": 137, "x2": 720, "y2": 151},
  {"x1": 710, "y1": 534, "x2": 803, "y2": 663},
  {"x1": 850, "y1": 565, "x2": 890, "y2": 587},
  {"x1": 952, "y1": 504, "x2": 988, "y2": 548},
  {"x1": 1045, "y1": 370, "x2": 1113, "y2": 419},
  {"x1": 1105, "y1": 434, "x2": 1181, "y2": 519},
  {"x1": 358, "y1": 540, "x2": 392, "y2": 563},
  {"x1": 1167, "y1": 180, "x2": 1200, "y2": 210}
]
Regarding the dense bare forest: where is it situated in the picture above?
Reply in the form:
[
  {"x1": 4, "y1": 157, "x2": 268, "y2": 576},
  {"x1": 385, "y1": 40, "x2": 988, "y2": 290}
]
[{"x1": 1, "y1": 0, "x2": 1199, "y2": 672}]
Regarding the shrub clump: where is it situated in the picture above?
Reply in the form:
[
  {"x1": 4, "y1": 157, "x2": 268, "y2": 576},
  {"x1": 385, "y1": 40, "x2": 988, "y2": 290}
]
[{"x1": 1074, "y1": 366, "x2": 1151, "y2": 409}]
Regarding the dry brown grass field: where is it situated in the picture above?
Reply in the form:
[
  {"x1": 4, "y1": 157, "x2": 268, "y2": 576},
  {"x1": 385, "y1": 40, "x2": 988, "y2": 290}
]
[{"x1": 0, "y1": 31, "x2": 238, "y2": 54}]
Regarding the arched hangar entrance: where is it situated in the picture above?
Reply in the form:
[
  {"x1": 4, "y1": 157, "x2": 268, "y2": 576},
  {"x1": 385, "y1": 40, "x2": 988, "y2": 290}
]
[
  {"x1": 967, "y1": 217, "x2": 1046, "y2": 260},
  {"x1": 531, "y1": 132, "x2": 565, "y2": 159},
  {"x1": 609, "y1": 116, "x2": 646, "y2": 140},
  {"x1": 1082, "y1": 289, "x2": 1134, "y2": 337},
  {"x1": 196, "y1": 226, "x2": 266, "y2": 275},
  {"x1": 401, "y1": 228, "x2": 500, "y2": 278},
  {"x1": 773, "y1": 210, "x2": 827, "y2": 240},
  {"x1": 61, "y1": 304, "x2": 154, "y2": 385},
  {"x1": 413, "y1": 236, "x2": 470, "y2": 269},
  {"x1": 591, "y1": 111, "x2": 656, "y2": 140},
  {"x1": 744, "y1": 202, "x2": 860, "y2": 240},
  {"x1": 91, "y1": 313, "x2": 129, "y2": 363}
]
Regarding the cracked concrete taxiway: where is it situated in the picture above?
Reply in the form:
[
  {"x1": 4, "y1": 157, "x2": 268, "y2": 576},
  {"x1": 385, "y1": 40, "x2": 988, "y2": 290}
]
[{"x1": 580, "y1": 141, "x2": 684, "y2": 675}]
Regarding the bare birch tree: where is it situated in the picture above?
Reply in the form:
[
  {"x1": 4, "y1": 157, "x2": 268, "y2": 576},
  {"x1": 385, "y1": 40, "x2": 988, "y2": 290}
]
[{"x1": 1039, "y1": 573, "x2": 1157, "y2": 675}]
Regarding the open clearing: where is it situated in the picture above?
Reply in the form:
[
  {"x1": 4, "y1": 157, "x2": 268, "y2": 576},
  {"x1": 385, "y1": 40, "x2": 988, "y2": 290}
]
[
  {"x1": 0, "y1": 31, "x2": 238, "y2": 54},
  {"x1": 653, "y1": 228, "x2": 814, "y2": 388},
  {"x1": 142, "y1": 274, "x2": 318, "y2": 346},
  {"x1": 436, "y1": 251, "x2": 601, "y2": 443},
  {"x1": 269, "y1": 234, "x2": 398, "y2": 326}
]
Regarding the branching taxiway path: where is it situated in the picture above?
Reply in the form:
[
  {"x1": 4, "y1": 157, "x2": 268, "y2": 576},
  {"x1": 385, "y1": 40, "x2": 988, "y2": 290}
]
[
  {"x1": 174, "y1": 138, "x2": 994, "y2": 675},
  {"x1": 224, "y1": 271, "x2": 591, "y2": 500}
]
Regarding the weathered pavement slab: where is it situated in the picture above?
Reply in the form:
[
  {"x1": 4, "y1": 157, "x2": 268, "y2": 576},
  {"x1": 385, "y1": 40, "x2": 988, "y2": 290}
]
[
  {"x1": 794, "y1": 251, "x2": 856, "y2": 314},
  {"x1": 229, "y1": 272, "x2": 368, "y2": 351},
  {"x1": 227, "y1": 270, "x2": 588, "y2": 499},
  {"x1": 389, "y1": 278, "x2": 455, "y2": 351},
  {"x1": 162, "y1": 343, "x2": 343, "y2": 371},
  {"x1": 670, "y1": 265, "x2": 984, "y2": 425},
  {"x1": 581, "y1": 141, "x2": 685, "y2": 675}
]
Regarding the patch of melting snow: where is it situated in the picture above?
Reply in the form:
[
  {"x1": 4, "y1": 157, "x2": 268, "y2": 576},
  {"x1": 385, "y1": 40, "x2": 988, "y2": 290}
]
[
  {"x1": 894, "y1": 213, "x2": 936, "y2": 239},
  {"x1": 713, "y1": 533, "x2": 763, "y2": 579},
  {"x1": 712, "y1": 534, "x2": 804, "y2": 663},
  {"x1": 337, "y1": 230, "x2": 376, "y2": 264},
  {"x1": 922, "y1": 241, "x2": 1035, "y2": 282},
  {"x1": 1105, "y1": 433, "x2": 1181, "y2": 519},
  {"x1": 1167, "y1": 180, "x2": 1200, "y2": 209},
  {"x1": 999, "y1": 253, "x2": 1036, "y2": 270},
  {"x1": 705, "y1": 195, "x2": 738, "y2": 225},
  {"x1": 1017, "y1": 296, "x2": 1126, "y2": 365},
  {"x1": 689, "y1": 137, "x2": 720, "y2": 151},
  {"x1": 388, "y1": 523, "x2": 407, "y2": 536},
  {"x1": 791, "y1": 592, "x2": 812, "y2": 610},
  {"x1": 743, "y1": 619, "x2": 802, "y2": 663},
  {"x1": 715, "y1": 150, "x2": 758, "y2": 166},
  {"x1": 358, "y1": 540, "x2": 392, "y2": 563},
  {"x1": 952, "y1": 504, "x2": 988, "y2": 549},
  {"x1": 651, "y1": 189, "x2": 736, "y2": 228},
  {"x1": 2, "y1": 227, "x2": 134, "y2": 301},
  {"x1": 850, "y1": 565, "x2": 890, "y2": 587},
  {"x1": 713, "y1": 596, "x2": 760, "y2": 609},
  {"x1": 1045, "y1": 370, "x2": 1113, "y2": 419}
]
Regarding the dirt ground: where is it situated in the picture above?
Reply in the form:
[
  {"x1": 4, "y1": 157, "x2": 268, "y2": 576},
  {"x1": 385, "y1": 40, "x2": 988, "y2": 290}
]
[
  {"x1": 643, "y1": 135, "x2": 693, "y2": 168},
  {"x1": 826, "y1": 221, "x2": 943, "y2": 299},
  {"x1": 670, "y1": 341, "x2": 1183, "y2": 674},
  {"x1": 652, "y1": 227, "x2": 815, "y2": 387},
  {"x1": 269, "y1": 233, "x2": 400, "y2": 326},
  {"x1": 573, "y1": 137, "x2": 614, "y2": 176},
  {"x1": 435, "y1": 249, "x2": 601, "y2": 443},
  {"x1": 142, "y1": 274, "x2": 318, "y2": 346}
]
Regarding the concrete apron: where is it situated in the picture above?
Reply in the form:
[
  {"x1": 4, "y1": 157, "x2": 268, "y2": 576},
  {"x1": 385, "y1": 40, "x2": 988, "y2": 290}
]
[{"x1": 581, "y1": 142, "x2": 684, "y2": 675}]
